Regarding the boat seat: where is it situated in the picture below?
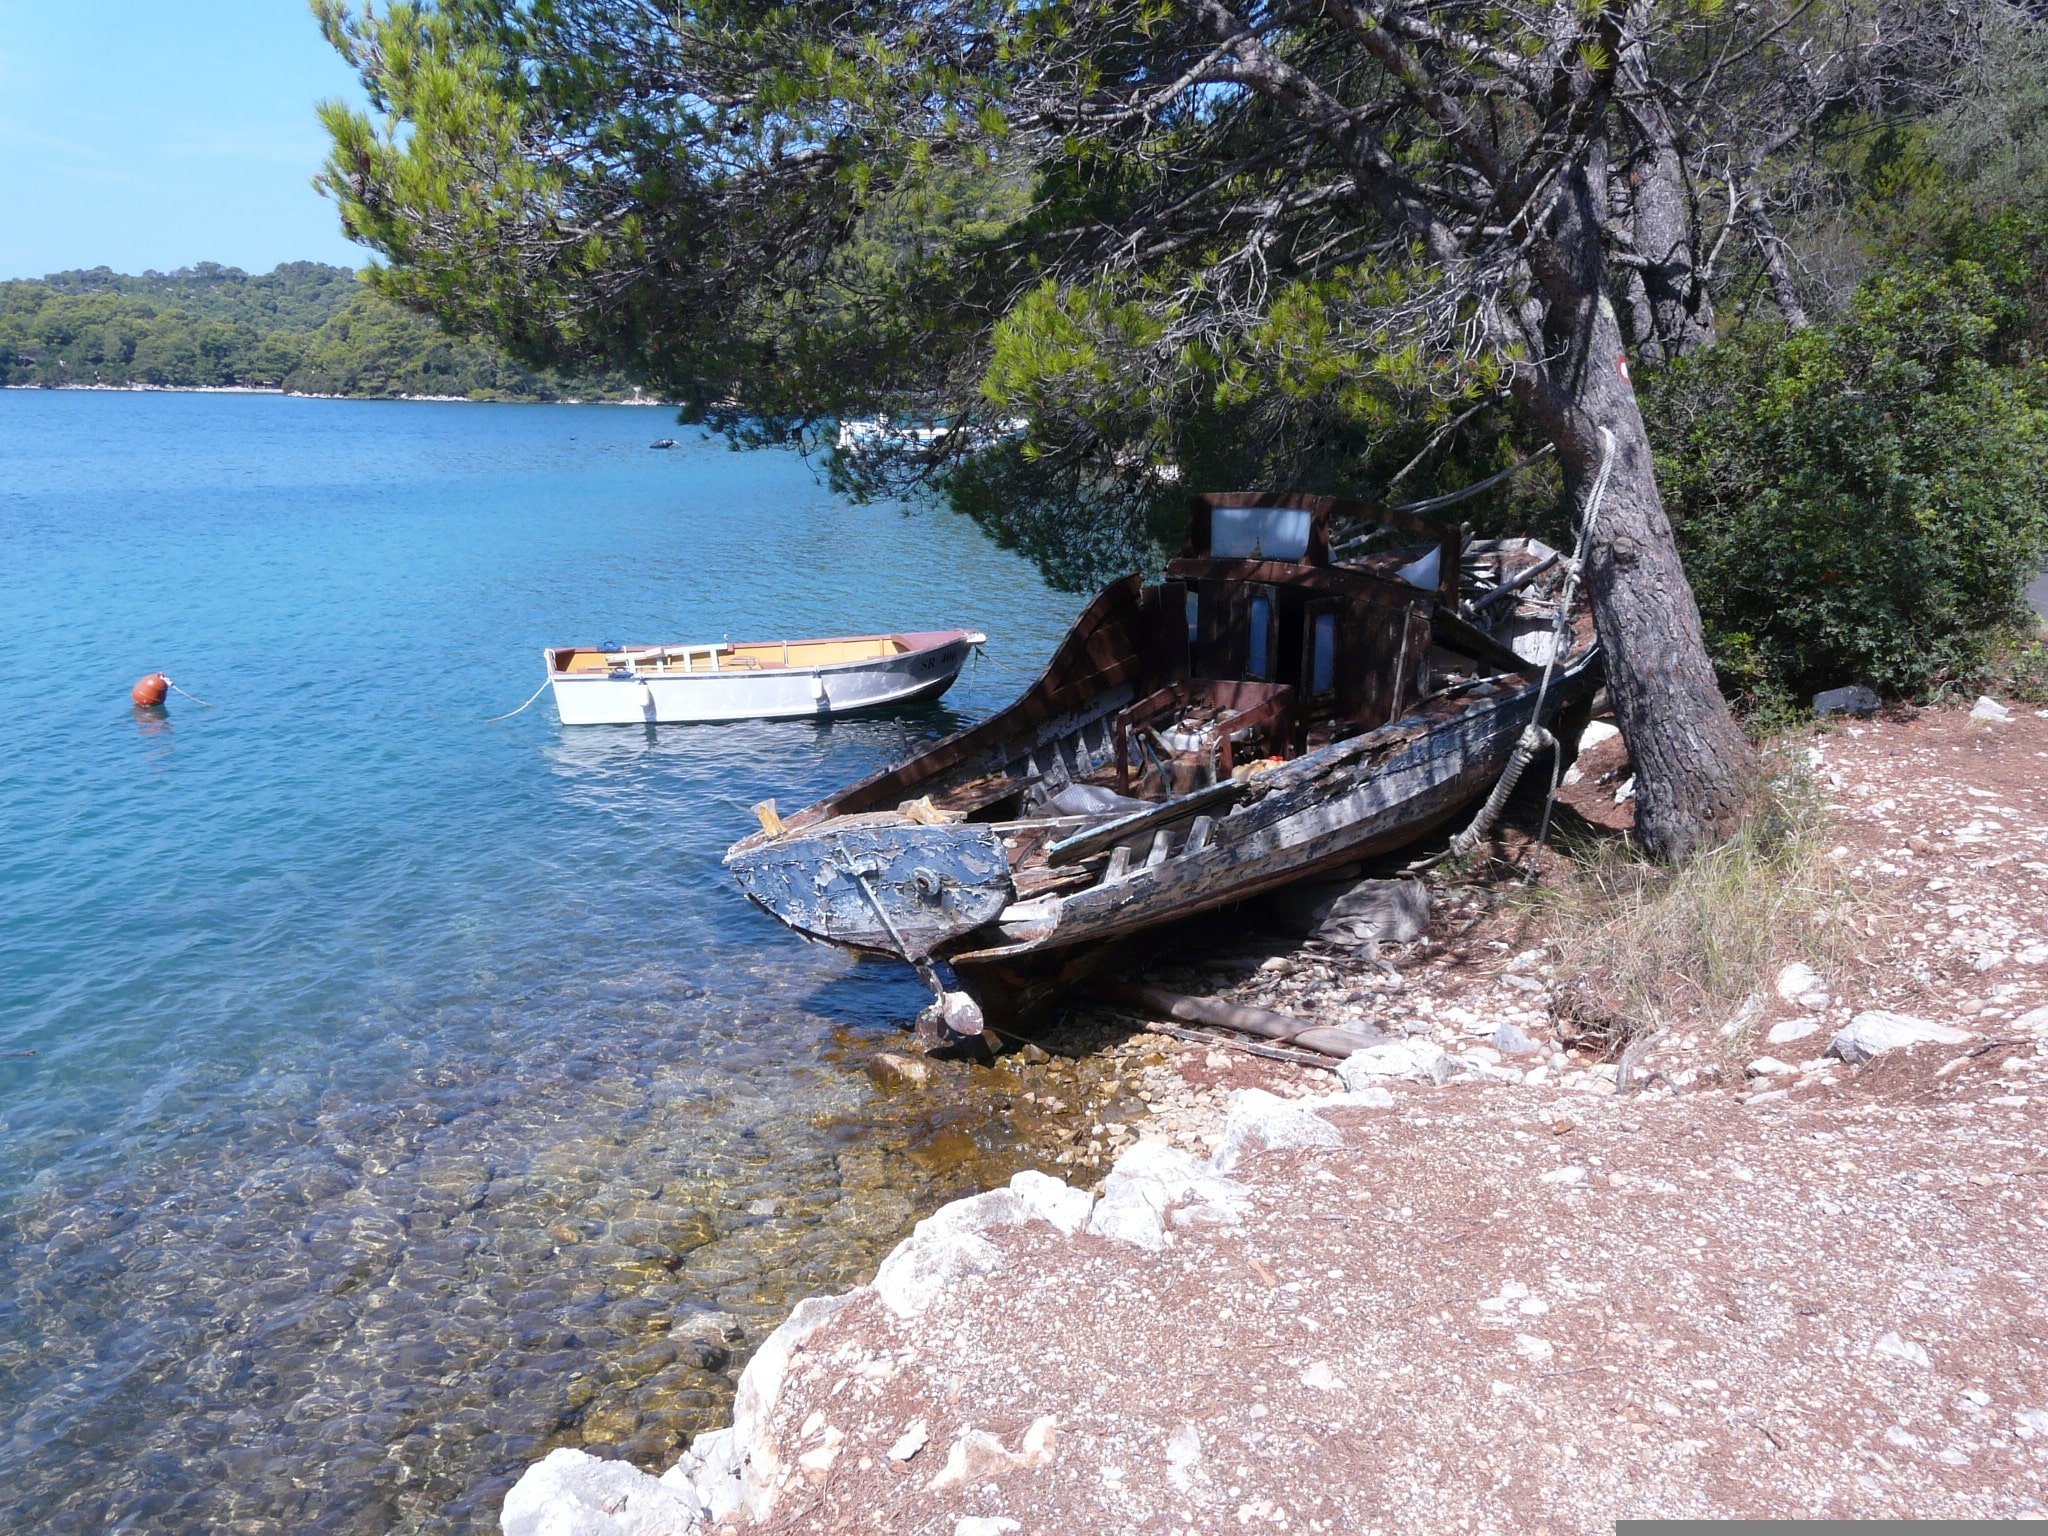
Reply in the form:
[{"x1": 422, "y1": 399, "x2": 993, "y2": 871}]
[{"x1": 1112, "y1": 679, "x2": 1296, "y2": 789}]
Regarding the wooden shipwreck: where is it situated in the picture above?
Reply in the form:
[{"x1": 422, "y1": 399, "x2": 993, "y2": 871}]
[{"x1": 726, "y1": 492, "x2": 1602, "y2": 1033}]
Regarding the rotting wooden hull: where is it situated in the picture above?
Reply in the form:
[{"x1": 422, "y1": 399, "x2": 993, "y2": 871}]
[
  {"x1": 948, "y1": 657, "x2": 1599, "y2": 1028},
  {"x1": 727, "y1": 651, "x2": 1599, "y2": 1030},
  {"x1": 722, "y1": 490, "x2": 1601, "y2": 1033}
]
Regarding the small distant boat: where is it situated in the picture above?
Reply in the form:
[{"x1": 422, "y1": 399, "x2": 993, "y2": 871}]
[{"x1": 545, "y1": 629, "x2": 986, "y2": 725}]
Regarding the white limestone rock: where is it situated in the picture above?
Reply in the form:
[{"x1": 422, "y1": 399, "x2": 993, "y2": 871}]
[
  {"x1": 1774, "y1": 961, "x2": 1830, "y2": 1010},
  {"x1": 1830, "y1": 1012, "x2": 1975, "y2": 1064},
  {"x1": 727, "y1": 1291, "x2": 861, "y2": 1517},
  {"x1": 1492, "y1": 1021, "x2": 1541, "y2": 1057},
  {"x1": 1308, "y1": 1085, "x2": 1395, "y2": 1110},
  {"x1": 1767, "y1": 1017, "x2": 1822, "y2": 1046},
  {"x1": 1874, "y1": 1331, "x2": 1932, "y2": 1368},
  {"x1": 927, "y1": 1418, "x2": 1059, "y2": 1491},
  {"x1": 1970, "y1": 695, "x2": 2012, "y2": 723},
  {"x1": 886, "y1": 1419, "x2": 929, "y2": 1462},
  {"x1": 1211, "y1": 1087, "x2": 1342, "y2": 1173},
  {"x1": 501, "y1": 1447, "x2": 704, "y2": 1536},
  {"x1": 1337, "y1": 1039, "x2": 1452, "y2": 1088},
  {"x1": 871, "y1": 1189, "x2": 1028, "y2": 1320},
  {"x1": 1008, "y1": 1168, "x2": 1095, "y2": 1234},
  {"x1": 1087, "y1": 1139, "x2": 1249, "y2": 1250},
  {"x1": 664, "y1": 1431, "x2": 739, "y2": 1523}
]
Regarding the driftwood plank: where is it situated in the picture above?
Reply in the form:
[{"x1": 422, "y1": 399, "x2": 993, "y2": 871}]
[{"x1": 1097, "y1": 982, "x2": 1386, "y2": 1059}]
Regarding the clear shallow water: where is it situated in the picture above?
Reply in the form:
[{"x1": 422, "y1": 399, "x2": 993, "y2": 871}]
[{"x1": 0, "y1": 391, "x2": 1082, "y2": 1533}]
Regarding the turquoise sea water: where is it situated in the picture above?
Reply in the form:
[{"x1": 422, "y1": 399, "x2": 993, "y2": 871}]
[{"x1": 0, "y1": 390, "x2": 1082, "y2": 1533}]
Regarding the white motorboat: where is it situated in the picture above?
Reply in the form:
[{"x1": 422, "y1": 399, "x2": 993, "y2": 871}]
[{"x1": 545, "y1": 628, "x2": 985, "y2": 725}]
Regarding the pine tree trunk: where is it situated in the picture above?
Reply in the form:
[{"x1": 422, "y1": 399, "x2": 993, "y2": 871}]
[
  {"x1": 1519, "y1": 172, "x2": 1758, "y2": 861},
  {"x1": 1618, "y1": 37, "x2": 1715, "y2": 361}
]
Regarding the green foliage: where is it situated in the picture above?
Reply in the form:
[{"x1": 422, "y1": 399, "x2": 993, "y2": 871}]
[
  {"x1": 1645, "y1": 261, "x2": 2048, "y2": 705},
  {"x1": 948, "y1": 264, "x2": 1560, "y2": 590},
  {"x1": 0, "y1": 263, "x2": 635, "y2": 400},
  {"x1": 1985, "y1": 637, "x2": 2048, "y2": 705},
  {"x1": 940, "y1": 440, "x2": 1180, "y2": 592}
]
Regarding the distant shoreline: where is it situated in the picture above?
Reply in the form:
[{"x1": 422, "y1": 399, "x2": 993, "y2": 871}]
[{"x1": 2, "y1": 382, "x2": 673, "y2": 406}]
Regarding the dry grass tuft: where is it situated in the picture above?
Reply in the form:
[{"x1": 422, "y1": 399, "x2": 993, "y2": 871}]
[{"x1": 1519, "y1": 750, "x2": 1872, "y2": 1057}]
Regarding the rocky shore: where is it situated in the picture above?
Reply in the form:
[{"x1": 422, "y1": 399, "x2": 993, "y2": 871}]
[{"x1": 501, "y1": 702, "x2": 2048, "y2": 1533}]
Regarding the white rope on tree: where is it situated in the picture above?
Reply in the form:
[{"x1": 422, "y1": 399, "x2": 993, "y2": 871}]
[{"x1": 1408, "y1": 424, "x2": 1617, "y2": 872}]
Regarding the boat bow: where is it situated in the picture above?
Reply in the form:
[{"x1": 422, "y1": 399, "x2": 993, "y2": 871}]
[{"x1": 725, "y1": 821, "x2": 1014, "y2": 960}]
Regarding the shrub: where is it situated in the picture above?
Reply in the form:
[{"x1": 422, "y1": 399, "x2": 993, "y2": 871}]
[
  {"x1": 1644, "y1": 262, "x2": 2048, "y2": 706},
  {"x1": 1518, "y1": 756, "x2": 1868, "y2": 1052}
]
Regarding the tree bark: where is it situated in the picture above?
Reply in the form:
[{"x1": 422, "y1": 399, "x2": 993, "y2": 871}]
[
  {"x1": 1747, "y1": 199, "x2": 1811, "y2": 330},
  {"x1": 1625, "y1": 133, "x2": 1717, "y2": 359},
  {"x1": 1516, "y1": 169, "x2": 1758, "y2": 862},
  {"x1": 1618, "y1": 34, "x2": 1716, "y2": 361}
]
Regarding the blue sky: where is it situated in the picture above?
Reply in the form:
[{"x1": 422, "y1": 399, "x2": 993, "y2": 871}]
[{"x1": 0, "y1": 2, "x2": 370, "y2": 279}]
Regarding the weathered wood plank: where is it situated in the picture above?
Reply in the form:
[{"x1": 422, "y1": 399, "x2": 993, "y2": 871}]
[{"x1": 1044, "y1": 779, "x2": 1243, "y2": 867}]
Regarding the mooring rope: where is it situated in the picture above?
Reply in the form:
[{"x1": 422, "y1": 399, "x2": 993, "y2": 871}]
[
  {"x1": 1407, "y1": 425, "x2": 1616, "y2": 874},
  {"x1": 166, "y1": 680, "x2": 215, "y2": 707},
  {"x1": 484, "y1": 678, "x2": 553, "y2": 723}
]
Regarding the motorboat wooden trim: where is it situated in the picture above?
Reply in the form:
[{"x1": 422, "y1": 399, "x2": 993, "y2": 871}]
[
  {"x1": 545, "y1": 627, "x2": 985, "y2": 725},
  {"x1": 725, "y1": 493, "x2": 1601, "y2": 1028}
]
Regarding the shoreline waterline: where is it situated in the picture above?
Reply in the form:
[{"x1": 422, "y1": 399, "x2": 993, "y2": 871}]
[{"x1": 3, "y1": 381, "x2": 674, "y2": 404}]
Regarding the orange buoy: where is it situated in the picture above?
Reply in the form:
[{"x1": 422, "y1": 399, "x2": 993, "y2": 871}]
[{"x1": 131, "y1": 673, "x2": 170, "y2": 707}]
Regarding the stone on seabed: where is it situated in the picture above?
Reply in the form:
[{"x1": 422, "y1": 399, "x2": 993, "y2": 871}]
[{"x1": 868, "y1": 1051, "x2": 935, "y2": 1088}]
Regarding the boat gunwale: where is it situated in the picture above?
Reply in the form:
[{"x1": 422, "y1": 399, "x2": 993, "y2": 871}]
[{"x1": 945, "y1": 645, "x2": 1602, "y2": 963}]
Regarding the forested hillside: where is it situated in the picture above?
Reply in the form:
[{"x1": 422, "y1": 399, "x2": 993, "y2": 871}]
[{"x1": 0, "y1": 263, "x2": 640, "y2": 401}]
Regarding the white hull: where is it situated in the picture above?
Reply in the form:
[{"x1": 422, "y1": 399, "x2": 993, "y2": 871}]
[{"x1": 547, "y1": 632, "x2": 978, "y2": 725}]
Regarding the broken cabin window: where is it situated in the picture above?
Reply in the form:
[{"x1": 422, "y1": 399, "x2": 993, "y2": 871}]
[
  {"x1": 1310, "y1": 611, "x2": 1337, "y2": 695},
  {"x1": 1248, "y1": 594, "x2": 1273, "y2": 679},
  {"x1": 1210, "y1": 505, "x2": 1313, "y2": 562},
  {"x1": 1185, "y1": 587, "x2": 1199, "y2": 647}
]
